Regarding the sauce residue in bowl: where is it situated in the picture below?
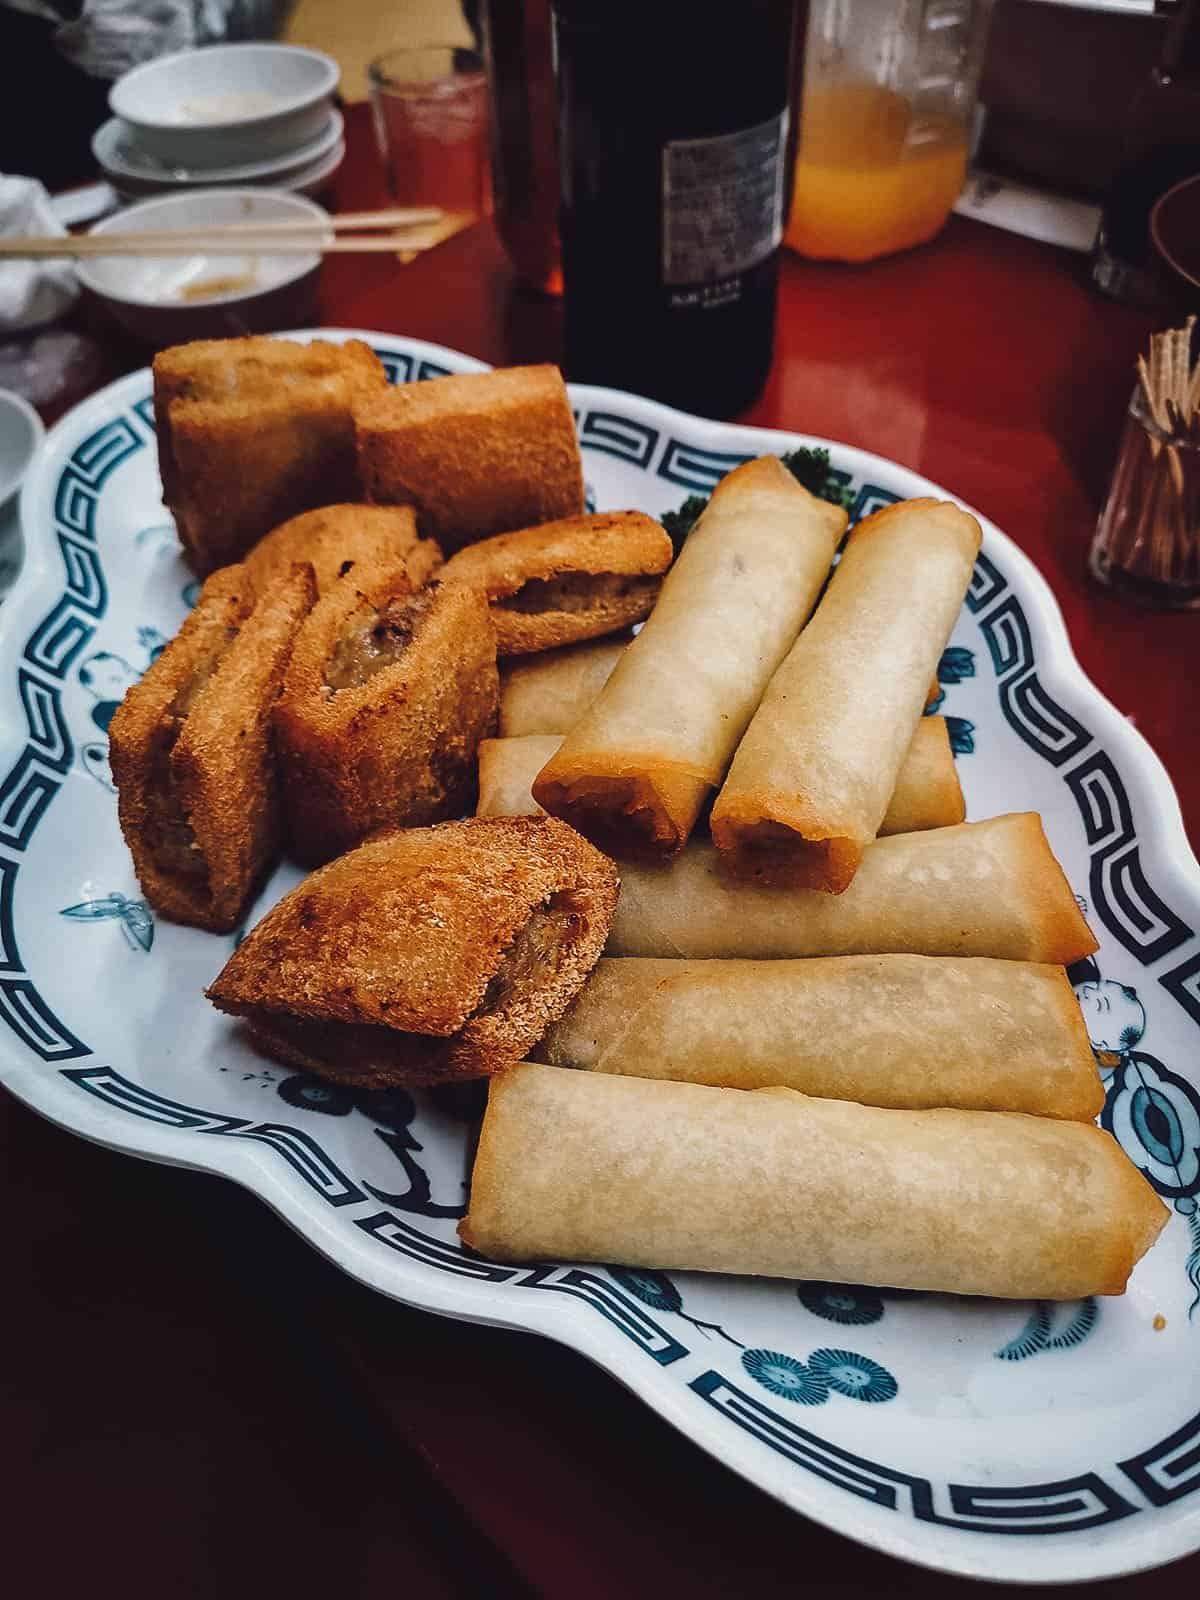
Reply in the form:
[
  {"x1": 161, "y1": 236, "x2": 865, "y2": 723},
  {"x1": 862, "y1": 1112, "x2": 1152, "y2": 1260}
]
[
  {"x1": 177, "y1": 272, "x2": 261, "y2": 302},
  {"x1": 177, "y1": 91, "x2": 283, "y2": 124}
]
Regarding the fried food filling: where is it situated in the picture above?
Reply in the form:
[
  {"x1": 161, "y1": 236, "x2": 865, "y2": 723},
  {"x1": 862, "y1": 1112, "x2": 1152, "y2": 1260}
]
[
  {"x1": 146, "y1": 627, "x2": 238, "y2": 884},
  {"x1": 324, "y1": 590, "x2": 436, "y2": 690},
  {"x1": 477, "y1": 889, "x2": 590, "y2": 1015},
  {"x1": 497, "y1": 572, "x2": 659, "y2": 615},
  {"x1": 244, "y1": 889, "x2": 592, "y2": 1083},
  {"x1": 252, "y1": 1013, "x2": 444, "y2": 1080},
  {"x1": 720, "y1": 818, "x2": 858, "y2": 889}
]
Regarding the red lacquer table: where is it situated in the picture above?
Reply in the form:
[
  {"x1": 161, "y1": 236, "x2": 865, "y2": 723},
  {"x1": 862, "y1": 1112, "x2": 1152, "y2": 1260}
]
[{"x1": 3, "y1": 104, "x2": 1196, "y2": 1597}]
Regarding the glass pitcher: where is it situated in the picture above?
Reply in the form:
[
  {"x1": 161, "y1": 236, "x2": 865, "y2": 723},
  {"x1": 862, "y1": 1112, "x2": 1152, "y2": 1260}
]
[{"x1": 786, "y1": 0, "x2": 993, "y2": 262}]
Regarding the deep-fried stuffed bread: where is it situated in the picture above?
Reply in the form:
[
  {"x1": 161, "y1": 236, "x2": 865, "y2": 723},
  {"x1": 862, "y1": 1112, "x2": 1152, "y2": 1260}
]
[
  {"x1": 274, "y1": 568, "x2": 499, "y2": 865},
  {"x1": 109, "y1": 562, "x2": 316, "y2": 932},
  {"x1": 441, "y1": 511, "x2": 672, "y2": 655},
  {"x1": 154, "y1": 336, "x2": 387, "y2": 575},
  {"x1": 242, "y1": 503, "x2": 442, "y2": 600},
  {"x1": 354, "y1": 364, "x2": 584, "y2": 553},
  {"x1": 206, "y1": 815, "x2": 620, "y2": 1086}
]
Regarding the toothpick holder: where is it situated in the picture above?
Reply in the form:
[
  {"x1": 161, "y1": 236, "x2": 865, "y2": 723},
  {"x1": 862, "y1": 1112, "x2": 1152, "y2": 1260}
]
[{"x1": 1090, "y1": 386, "x2": 1200, "y2": 609}]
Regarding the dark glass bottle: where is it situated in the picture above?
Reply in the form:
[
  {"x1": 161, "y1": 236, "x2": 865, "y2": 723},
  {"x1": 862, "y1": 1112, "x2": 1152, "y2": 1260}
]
[
  {"x1": 1092, "y1": 0, "x2": 1200, "y2": 306},
  {"x1": 552, "y1": 0, "x2": 805, "y2": 418}
]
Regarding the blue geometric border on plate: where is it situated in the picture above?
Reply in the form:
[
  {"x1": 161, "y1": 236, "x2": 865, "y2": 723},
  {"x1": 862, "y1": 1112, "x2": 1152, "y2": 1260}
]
[
  {"x1": 974, "y1": 576, "x2": 1194, "y2": 976},
  {"x1": 0, "y1": 350, "x2": 1198, "y2": 1536}
]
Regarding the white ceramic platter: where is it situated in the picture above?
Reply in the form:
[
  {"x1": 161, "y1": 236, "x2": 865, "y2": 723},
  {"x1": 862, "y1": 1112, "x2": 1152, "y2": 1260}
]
[{"x1": 1, "y1": 332, "x2": 1198, "y2": 1584}]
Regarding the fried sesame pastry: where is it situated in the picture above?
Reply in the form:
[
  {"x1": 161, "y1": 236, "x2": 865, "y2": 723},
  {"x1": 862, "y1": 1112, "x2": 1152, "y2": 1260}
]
[
  {"x1": 274, "y1": 568, "x2": 499, "y2": 866},
  {"x1": 153, "y1": 336, "x2": 387, "y2": 575},
  {"x1": 109, "y1": 561, "x2": 317, "y2": 933},
  {"x1": 441, "y1": 511, "x2": 672, "y2": 655},
  {"x1": 206, "y1": 816, "x2": 621, "y2": 1087},
  {"x1": 241, "y1": 504, "x2": 442, "y2": 600},
  {"x1": 354, "y1": 364, "x2": 585, "y2": 553}
]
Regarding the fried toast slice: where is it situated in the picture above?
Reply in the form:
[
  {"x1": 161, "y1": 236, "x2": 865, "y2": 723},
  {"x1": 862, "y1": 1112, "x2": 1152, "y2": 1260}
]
[
  {"x1": 442, "y1": 511, "x2": 672, "y2": 654},
  {"x1": 207, "y1": 816, "x2": 620, "y2": 1085},
  {"x1": 354, "y1": 364, "x2": 584, "y2": 553},
  {"x1": 154, "y1": 336, "x2": 387, "y2": 574},
  {"x1": 109, "y1": 562, "x2": 316, "y2": 931}
]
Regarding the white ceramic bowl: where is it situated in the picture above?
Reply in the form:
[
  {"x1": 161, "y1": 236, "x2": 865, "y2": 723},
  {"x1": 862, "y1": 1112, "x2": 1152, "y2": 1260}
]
[
  {"x1": 75, "y1": 189, "x2": 328, "y2": 344},
  {"x1": 0, "y1": 388, "x2": 43, "y2": 508},
  {"x1": 92, "y1": 107, "x2": 343, "y2": 187},
  {"x1": 108, "y1": 44, "x2": 339, "y2": 168}
]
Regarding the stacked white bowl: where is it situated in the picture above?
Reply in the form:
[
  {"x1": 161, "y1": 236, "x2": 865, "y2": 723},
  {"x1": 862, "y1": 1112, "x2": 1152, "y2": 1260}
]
[{"x1": 94, "y1": 44, "x2": 344, "y2": 202}]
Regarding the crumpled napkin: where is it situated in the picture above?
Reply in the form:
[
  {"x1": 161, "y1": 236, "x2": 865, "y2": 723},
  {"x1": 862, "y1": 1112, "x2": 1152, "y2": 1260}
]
[
  {"x1": 2, "y1": 0, "x2": 271, "y2": 81},
  {"x1": 0, "y1": 175, "x2": 79, "y2": 333}
]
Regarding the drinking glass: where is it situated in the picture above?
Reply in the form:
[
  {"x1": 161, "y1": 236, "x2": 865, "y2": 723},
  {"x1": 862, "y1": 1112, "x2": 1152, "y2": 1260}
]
[{"x1": 368, "y1": 46, "x2": 491, "y2": 218}]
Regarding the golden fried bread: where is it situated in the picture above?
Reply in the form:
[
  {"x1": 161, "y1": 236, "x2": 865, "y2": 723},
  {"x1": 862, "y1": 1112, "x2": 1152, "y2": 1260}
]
[
  {"x1": 154, "y1": 337, "x2": 387, "y2": 575},
  {"x1": 274, "y1": 570, "x2": 499, "y2": 865},
  {"x1": 206, "y1": 816, "x2": 621, "y2": 1086},
  {"x1": 109, "y1": 562, "x2": 316, "y2": 932},
  {"x1": 242, "y1": 504, "x2": 442, "y2": 599},
  {"x1": 442, "y1": 511, "x2": 672, "y2": 655},
  {"x1": 354, "y1": 365, "x2": 585, "y2": 553}
]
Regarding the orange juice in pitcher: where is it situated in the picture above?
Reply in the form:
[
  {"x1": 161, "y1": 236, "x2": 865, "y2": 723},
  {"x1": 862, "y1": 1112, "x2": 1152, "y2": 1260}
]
[
  {"x1": 788, "y1": 83, "x2": 969, "y2": 261},
  {"x1": 787, "y1": 0, "x2": 991, "y2": 264}
]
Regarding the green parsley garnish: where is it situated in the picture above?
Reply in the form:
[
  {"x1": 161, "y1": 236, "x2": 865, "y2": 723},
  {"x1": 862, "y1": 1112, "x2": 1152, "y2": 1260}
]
[{"x1": 661, "y1": 446, "x2": 853, "y2": 556}]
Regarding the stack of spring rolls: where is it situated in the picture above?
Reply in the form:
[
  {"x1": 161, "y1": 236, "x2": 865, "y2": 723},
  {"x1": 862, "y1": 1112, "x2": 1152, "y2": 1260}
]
[{"x1": 464, "y1": 457, "x2": 1170, "y2": 1299}]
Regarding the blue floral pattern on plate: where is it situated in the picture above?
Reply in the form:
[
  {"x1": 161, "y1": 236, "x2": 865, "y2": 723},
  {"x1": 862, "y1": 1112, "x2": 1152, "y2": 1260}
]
[
  {"x1": 808, "y1": 1347, "x2": 899, "y2": 1403},
  {"x1": 797, "y1": 1283, "x2": 885, "y2": 1325},
  {"x1": 741, "y1": 1346, "x2": 898, "y2": 1406},
  {"x1": 60, "y1": 891, "x2": 153, "y2": 952}
]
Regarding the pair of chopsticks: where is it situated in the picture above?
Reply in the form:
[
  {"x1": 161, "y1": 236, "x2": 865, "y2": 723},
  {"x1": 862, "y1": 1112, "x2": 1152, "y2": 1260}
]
[{"x1": 0, "y1": 207, "x2": 473, "y2": 259}]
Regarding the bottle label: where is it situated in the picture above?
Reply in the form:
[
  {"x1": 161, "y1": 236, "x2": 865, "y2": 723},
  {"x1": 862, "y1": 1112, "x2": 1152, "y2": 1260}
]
[{"x1": 661, "y1": 109, "x2": 789, "y2": 289}]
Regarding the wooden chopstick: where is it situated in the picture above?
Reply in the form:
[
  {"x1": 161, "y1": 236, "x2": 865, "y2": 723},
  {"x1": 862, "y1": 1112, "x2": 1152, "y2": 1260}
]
[
  {"x1": 0, "y1": 214, "x2": 474, "y2": 259},
  {"x1": 0, "y1": 206, "x2": 466, "y2": 258},
  {"x1": 75, "y1": 206, "x2": 446, "y2": 239}
]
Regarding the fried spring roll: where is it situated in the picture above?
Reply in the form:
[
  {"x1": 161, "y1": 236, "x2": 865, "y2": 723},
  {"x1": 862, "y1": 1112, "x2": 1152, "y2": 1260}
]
[
  {"x1": 461, "y1": 1064, "x2": 1167, "y2": 1298},
  {"x1": 711, "y1": 499, "x2": 982, "y2": 891},
  {"x1": 497, "y1": 636, "x2": 925, "y2": 739},
  {"x1": 882, "y1": 716, "x2": 964, "y2": 834},
  {"x1": 274, "y1": 569, "x2": 498, "y2": 866},
  {"x1": 477, "y1": 735, "x2": 563, "y2": 818},
  {"x1": 608, "y1": 814, "x2": 1097, "y2": 963},
  {"x1": 208, "y1": 818, "x2": 619, "y2": 1087},
  {"x1": 242, "y1": 504, "x2": 442, "y2": 599},
  {"x1": 109, "y1": 562, "x2": 316, "y2": 932},
  {"x1": 442, "y1": 512, "x2": 673, "y2": 655},
  {"x1": 537, "y1": 955, "x2": 1103, "y2": 1120},
  {"x1": 532, "y1": 459, "x2": 847, "y2": 857},
  {"x1": 498, "y1": 636, "x2": 630, "y2": 737},
  {"x1": 479, "y1": 719, "x2": 963, "y2": 837}
]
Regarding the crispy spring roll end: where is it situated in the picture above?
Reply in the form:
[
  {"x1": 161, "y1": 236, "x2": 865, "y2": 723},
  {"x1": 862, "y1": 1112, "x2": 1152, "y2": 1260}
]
[
  {"x1": 531, "y1": 767, "x2": 709, "y2": 860},
  {"x1": 710, "y1": 809, "x2": 862, "y2": 891}
]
